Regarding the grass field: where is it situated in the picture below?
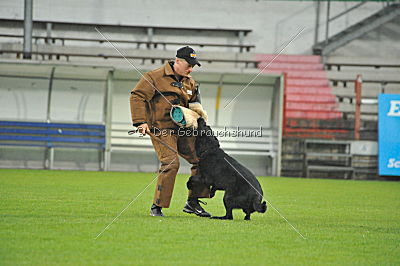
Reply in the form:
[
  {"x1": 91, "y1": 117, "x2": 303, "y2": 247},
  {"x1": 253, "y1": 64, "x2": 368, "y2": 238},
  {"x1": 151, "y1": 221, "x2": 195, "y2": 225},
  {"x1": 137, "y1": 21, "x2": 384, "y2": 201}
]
[{"x1": 1, "y1": 169, "x2": 399, "y2": 265}]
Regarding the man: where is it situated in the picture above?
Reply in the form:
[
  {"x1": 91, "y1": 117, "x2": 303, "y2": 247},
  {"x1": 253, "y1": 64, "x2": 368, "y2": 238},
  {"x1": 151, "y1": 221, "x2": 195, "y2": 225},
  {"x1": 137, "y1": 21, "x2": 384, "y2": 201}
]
[{"x1": 130, "y1": 46, "x2": 211, "y2": 217}]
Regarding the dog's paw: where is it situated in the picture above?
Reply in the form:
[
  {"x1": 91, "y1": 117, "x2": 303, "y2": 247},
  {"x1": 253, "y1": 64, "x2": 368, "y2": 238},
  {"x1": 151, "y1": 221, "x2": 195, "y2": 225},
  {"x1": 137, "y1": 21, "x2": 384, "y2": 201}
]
[{"x1": 210, "y1": 216, "x2": 233, "y2": 220}]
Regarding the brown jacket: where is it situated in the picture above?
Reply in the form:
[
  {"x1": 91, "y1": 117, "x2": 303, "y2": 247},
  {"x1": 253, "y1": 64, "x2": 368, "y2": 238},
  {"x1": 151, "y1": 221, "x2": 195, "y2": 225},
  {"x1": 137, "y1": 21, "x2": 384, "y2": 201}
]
[{"x1": 130, "y1": 61, "x2": 199, "y2": 129}]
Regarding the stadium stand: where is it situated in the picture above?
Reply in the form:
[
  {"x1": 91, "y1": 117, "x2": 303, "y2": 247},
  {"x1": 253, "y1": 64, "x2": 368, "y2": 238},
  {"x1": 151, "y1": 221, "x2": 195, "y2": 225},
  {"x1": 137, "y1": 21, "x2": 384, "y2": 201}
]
[
  {"x1": 259, "y1": 51, "x2": 400, "y2": 178},
  {"x1": 327, "y1": 56, "x2": 400, "y2": 121},
  {"x1": 258, "y1": 55, "x2": 341, "y2": 120},
  {"x1": 280, "y1": 54, "x2": 400, "y2": 178},
  {"x1": 255, "y1": 54, "x2": 344, "y2": 139},
  {"x1": 0, "y1": 2, "x2": 398, "y2": 179}
]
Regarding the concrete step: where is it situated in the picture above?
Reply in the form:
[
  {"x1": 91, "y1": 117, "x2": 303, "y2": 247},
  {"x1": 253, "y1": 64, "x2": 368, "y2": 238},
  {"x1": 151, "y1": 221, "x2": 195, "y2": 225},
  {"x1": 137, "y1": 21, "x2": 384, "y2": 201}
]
[
  {"x1": 326, "y1": 56, "x2": 400, "y2": 69},
  {"x1": 287, "y1": 79, "x2": 329, "y2": 87},
  {"x1": 332, "y1": 86, "x2": 400, "y2": 101},
  {"x1": 327, "y1": 70, "x2": 400, "y2": 84},
  {"x1": 338, "y1": 102, "x2": 378, "y2": 115}
]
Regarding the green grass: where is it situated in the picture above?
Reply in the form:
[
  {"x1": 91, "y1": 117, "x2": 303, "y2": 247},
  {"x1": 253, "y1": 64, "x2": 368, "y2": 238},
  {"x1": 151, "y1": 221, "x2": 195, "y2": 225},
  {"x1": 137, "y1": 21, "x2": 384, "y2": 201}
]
[{"x1": 0, "y1": 169, "x2": 399, "y2": 265}]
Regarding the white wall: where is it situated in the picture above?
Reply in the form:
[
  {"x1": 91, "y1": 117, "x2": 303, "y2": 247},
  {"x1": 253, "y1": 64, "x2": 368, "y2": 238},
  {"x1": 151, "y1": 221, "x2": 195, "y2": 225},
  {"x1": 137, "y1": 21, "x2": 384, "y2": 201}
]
[
  {"x1": 0, "y1": 63, "x2": 108, "y2": 122},
  {"x1": 0, "y1": 0, "x2": 386, "y2": 54}
]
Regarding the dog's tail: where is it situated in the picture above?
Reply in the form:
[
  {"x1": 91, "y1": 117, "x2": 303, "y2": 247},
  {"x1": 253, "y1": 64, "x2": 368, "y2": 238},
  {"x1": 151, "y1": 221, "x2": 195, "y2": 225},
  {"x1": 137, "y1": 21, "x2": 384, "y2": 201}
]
[{"x1": 254, "y1": 199, "x2": 267, "y2": 213}]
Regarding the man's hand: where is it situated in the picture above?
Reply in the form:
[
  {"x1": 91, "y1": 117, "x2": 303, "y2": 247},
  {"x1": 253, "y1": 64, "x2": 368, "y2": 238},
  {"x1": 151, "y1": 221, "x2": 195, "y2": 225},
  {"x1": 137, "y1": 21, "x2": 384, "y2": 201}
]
[{"x1": 137, "y1": 123, "x2": 149, "y2": 135}]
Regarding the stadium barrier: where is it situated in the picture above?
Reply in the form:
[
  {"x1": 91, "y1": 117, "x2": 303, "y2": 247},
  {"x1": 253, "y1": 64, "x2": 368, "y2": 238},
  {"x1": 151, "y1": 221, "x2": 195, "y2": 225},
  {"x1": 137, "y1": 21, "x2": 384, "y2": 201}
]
[
  {"x1": 0, "y1": 121, "x2": 106, "y2": 169},
  {"x1": 304, "y1": 139, "x2": 353, "y2": 179},
  {"x1": 110, "y1": 124, "x2": 279, "y2": 175},
  {"x1": 303, "y1": 139, "x2": 378, "y2": 179}
]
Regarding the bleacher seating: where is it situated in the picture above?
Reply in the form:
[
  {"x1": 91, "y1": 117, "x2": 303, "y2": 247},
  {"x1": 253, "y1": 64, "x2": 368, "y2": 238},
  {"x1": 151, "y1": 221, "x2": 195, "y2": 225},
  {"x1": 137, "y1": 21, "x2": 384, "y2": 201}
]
[
  {"x1": 255, "y1": 54, "x2": 346, "y2": 140},
  {"x1": 256, "y1": 54, "x2": 399, "y2": 132},
  {"x1": 333, "y1": 83, "x2": 400, "y2": 102},
  {"x1": 0, "y1": 43, "x2": 261, "y2": 68},
  {"x1": 280, "y1": 55, "x2": 399, "y2": 178},
  {"x1": 326, "y1": 56, "x2": 400, "y2": 121},
  {"x1": 327, "y1": 70, "x2": 400, "y2": 86},
  {"x1": 263, "y1": 54, "x2": 400, "y2": 140},
  {"x1": 0, "y1": 18, "x2": 255, "y2": 53},
  {"x1": 325, "y1": 56, "x2": 400, "y2": 70},
  {"x1": 257, "y1": 54, "x2": 342, "y2": 120},
  {"x1": 0, "y1": 33, "x2": 256, "y2": 53},
  {"x1": 0, "y1": 121, "x2": 106, "y2": 169}
]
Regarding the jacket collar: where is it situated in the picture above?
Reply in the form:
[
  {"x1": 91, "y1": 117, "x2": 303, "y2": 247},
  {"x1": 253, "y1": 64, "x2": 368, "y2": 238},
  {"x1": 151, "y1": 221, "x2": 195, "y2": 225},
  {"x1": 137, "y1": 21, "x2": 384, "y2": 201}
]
[
  {"x1": 164, "y1": 61, "x2": 192, "y2": 79},
  {"x1": 164, "y1": 61, "x2": 175, "y2": 76}
]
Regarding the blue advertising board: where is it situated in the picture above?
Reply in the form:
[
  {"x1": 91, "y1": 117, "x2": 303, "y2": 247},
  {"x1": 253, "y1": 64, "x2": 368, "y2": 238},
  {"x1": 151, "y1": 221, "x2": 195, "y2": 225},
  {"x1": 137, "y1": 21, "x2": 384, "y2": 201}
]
[{"x1": 378, "y1": 94, "x2": 400, "y2": 176}]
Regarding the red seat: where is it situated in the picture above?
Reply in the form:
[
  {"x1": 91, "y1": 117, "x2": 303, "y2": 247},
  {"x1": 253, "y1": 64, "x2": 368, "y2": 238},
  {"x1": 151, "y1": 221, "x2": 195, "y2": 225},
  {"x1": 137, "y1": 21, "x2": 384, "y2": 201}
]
[
  {"x1": 257, "y1": 54, "x2": 343, "y2": 132},
  {"x1": 285, "y1": 86, "x2": 333, "y2": 95}
]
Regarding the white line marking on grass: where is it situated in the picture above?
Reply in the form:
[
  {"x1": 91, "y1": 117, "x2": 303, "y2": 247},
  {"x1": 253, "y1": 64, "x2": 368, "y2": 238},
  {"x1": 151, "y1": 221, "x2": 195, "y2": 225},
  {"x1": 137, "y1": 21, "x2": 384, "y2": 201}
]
[
  {"x1": 223, "y1": 157, "x2": 306, "y2": 240},
  {"x1": 94, "y1": 158, "x2": 177, "y2": 239}
]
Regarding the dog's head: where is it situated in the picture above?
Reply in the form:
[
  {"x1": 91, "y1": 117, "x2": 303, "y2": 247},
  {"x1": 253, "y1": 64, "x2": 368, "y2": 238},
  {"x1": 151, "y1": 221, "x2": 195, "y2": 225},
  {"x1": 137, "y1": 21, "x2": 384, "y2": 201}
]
[
  {"x1": 197, "y1": 117, "x2": 208, "y2": 131},
  {"x1": 195, "y1": 118, "x2": 220, "y2": 158}
]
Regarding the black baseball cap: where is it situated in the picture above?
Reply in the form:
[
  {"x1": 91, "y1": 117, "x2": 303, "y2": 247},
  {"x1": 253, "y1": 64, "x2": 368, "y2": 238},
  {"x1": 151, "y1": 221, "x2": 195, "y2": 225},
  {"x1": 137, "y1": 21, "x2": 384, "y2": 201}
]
[{"x1": 176, "y1": 46, "x2": 201, "y2": 67}]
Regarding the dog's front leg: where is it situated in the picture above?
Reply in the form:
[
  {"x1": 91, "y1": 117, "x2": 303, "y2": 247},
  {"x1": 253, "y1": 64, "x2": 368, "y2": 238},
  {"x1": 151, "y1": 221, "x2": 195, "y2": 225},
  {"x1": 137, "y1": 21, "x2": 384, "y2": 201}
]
[
  {"x1": 209, "y1": 186, "x2": 217, "y2": 198},
  {"x1": 210, "y1": 191, "x2": 233, "y2": 220}
]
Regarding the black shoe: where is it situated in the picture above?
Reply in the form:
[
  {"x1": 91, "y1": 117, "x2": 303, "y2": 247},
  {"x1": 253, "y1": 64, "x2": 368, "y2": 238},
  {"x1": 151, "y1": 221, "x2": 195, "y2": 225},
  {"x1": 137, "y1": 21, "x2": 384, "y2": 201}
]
[
  {"x1": 183, "y1": 199, "x2": 211, "y2": 217},
  {"x1": 150, "y1": 204, "x2": 164, "y2": 217}
]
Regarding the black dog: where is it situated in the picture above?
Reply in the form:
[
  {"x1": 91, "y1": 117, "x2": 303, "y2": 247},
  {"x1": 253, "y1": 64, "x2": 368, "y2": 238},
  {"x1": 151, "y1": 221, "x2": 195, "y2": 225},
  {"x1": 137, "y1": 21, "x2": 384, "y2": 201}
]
[{"x1": 187, "y1": 118, "x2": 267, "y2": 220}]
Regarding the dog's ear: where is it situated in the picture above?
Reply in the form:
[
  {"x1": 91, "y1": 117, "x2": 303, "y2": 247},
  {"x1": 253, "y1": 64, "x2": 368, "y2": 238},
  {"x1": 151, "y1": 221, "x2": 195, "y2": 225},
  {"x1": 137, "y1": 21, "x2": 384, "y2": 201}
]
[{"x1": 197, "y1": 117, "x2": 206, "y2": 128}]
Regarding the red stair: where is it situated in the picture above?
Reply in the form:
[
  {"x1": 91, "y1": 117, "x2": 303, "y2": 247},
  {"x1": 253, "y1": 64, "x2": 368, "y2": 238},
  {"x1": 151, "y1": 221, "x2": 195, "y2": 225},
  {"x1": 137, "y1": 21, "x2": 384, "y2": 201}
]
[{"x1": 255, "y1": 54, "x2": 346, "y2": 138}]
